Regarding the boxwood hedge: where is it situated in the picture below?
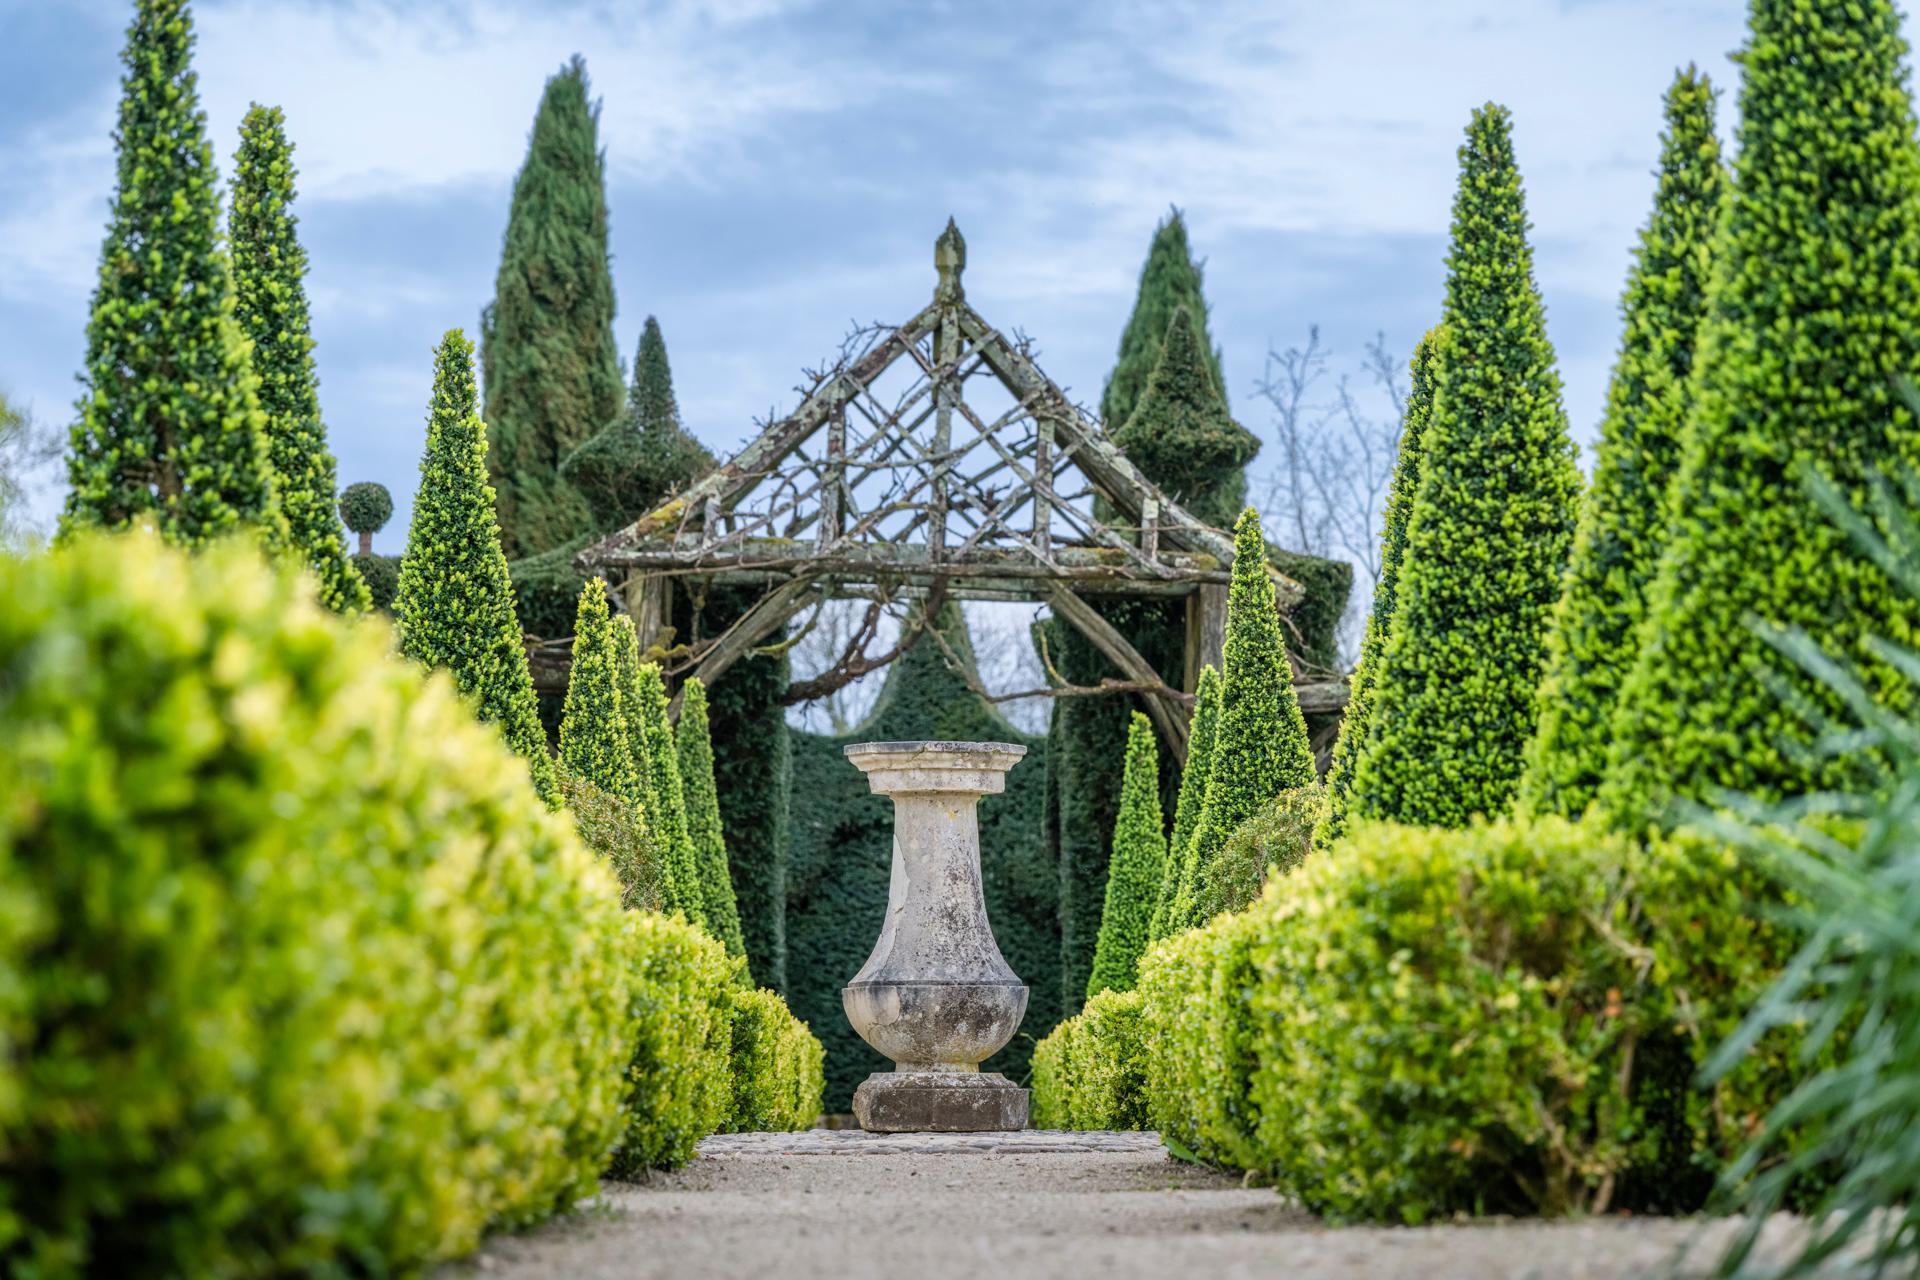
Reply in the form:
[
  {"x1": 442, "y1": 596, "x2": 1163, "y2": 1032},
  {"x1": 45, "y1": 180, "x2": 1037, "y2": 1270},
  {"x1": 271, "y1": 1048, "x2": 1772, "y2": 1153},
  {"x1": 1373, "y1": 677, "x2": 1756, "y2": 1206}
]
[
  {"x1": 1029, "y1": 988, "x2": 1149, "y2": 1131},
  {"x1": 724, "y1": 987, "x2": 826, "y2": 1134}
]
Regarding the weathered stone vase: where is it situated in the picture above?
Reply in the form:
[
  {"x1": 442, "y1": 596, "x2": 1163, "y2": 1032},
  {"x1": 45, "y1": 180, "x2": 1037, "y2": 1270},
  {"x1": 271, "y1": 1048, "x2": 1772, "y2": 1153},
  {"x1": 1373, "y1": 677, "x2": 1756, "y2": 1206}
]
[{"x1": 841, "y1": 741, "x2": 1031, "y2": 1132}]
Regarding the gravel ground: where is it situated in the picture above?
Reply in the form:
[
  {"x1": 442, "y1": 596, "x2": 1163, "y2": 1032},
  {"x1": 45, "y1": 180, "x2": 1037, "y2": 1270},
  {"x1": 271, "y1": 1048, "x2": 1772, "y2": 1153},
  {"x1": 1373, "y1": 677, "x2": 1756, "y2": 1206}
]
[{"x1": 445, "y1": 1131, "x2": 1830, "y2": 1280}]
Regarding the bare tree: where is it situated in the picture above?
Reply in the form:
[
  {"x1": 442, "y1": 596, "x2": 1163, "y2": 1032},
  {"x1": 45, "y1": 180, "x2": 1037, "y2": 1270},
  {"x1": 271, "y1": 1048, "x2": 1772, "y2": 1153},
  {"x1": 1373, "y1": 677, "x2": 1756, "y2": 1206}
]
[
  {"x1": 0, "y1": 389, "x2": 60, "y2": 550},
  {"x1": 1253, "y1": 330, "x2": 1410, "y2": 666}
]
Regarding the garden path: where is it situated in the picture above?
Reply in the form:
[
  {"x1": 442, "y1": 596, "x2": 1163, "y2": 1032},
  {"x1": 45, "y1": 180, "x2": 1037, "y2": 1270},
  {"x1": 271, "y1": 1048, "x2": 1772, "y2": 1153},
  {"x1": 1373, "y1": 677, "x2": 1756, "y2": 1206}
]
[{"x1": 446, "y1": 1131, "x2": 1822, "y2": 1279}]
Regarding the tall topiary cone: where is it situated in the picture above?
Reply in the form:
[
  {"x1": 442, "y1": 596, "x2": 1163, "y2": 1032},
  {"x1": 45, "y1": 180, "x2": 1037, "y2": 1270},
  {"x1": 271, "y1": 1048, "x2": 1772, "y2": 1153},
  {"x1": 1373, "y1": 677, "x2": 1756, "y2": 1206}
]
[
  {"x1": 1087, "y1": 712, "x2": 1166, "y2": 998},
  {"x1": 395, "y1": 330, "x2": 558, "y2": 806},
  {"x1": 1522, "y1": 70, "x2": 1727, "y2": 820},
  {"x1": 1599, "y1": 2, "x2": 1920, "y2": 826},
  {"x1": 631, "y1": 660, "x2": 707, "y2": 927},
  {"x1": 481, "y1": 56, "x2": 622, "y2": 560},
  {"x1": 1347, "y1": 105, "x2": 1582, "y2": 830},
  {"x1": 230, "y1": 103, "x2": 369, "y2": 614},
  {"x1": 1113, "y1": 307, "x2": 1261, "y2": 528},
  {"x1": 60, "y1": 0, "x2": 285, "y2": 551},
  {"x1": 562, "y1": 316, "x2": 715, "y2": 532},
  {"x1": 1316, "y1": 328, "x2": 1444, "y2": 850},
  {"x1": 1100, "y1": 209, "x2": 1226, "y2": 435},
  {"x1": 1151, "y1": 663, "x2": 1219, "y2": 942},
  {"x1": 558, "y1": 578, "x2": 641, "y2": 806},
  {"x1": 1175, "y1": 510, "x2": 1316, "y2": 932},
  {"x1": 677, "y1": 678, "x2": 748, "y2": 960}
]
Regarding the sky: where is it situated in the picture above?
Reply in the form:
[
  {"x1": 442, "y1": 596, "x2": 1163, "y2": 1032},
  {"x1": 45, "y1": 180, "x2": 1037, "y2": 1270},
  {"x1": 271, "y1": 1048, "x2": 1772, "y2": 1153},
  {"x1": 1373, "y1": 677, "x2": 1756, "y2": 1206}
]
[{"x1": 0, "y1": 0, "x2": 1749, "y2": 546}]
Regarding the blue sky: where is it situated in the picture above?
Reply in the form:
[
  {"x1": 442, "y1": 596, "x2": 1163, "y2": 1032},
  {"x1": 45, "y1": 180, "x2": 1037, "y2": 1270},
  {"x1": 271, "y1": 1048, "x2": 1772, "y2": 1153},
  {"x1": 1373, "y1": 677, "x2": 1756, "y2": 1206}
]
[{"x1": 0, "y1": 0, "x2": 1747, "y2": 546}]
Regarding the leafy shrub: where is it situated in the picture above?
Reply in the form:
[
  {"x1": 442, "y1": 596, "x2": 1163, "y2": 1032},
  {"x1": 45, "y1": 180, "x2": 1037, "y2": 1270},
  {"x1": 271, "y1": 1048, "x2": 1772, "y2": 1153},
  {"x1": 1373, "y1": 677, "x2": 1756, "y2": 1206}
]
[
  {"x1": 561, "y1": 773, "x2": 662, "y2": 912},
  {"x1": 1029, "y1": 989, "x2": 1148, "y2": 1131},
  {"x1": 0, "y1": 532, "x2": 638, "y2": 1276},
  {"x1": 1138, "y1": 909, "x2": 1266, "y2": 1168},
  {"x1": 608, "y1": 913, "x2": 735, "y2": 1175},
  {"x1": 350, "y1": 551, "x2": 399, "y2": 612},
  {"x1": 723, "y1": 988, "x2": 825, "y2": 1133},
  {"x1": 1195, "y1": 782, "x2": 1322, "y2": 921}
]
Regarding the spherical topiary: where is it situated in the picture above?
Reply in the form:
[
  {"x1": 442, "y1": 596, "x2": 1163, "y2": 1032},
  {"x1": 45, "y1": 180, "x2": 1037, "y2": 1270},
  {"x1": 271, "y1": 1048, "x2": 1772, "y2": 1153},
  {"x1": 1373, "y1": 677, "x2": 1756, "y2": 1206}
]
[
  {"x1": 338, "y1": 481, "x2": 394, "y2": 538},
  {"x1": 0, "y1": 530, "x2": 637, "y2": 1276}
]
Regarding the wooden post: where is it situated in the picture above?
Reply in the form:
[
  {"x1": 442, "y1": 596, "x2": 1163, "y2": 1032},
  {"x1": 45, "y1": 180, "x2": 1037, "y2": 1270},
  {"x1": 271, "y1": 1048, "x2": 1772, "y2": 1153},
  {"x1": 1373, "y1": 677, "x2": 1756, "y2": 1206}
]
[
  {"x1": 634, "y1": 573, "x2": 672, "y2": 655},
  {"x1": 1141, "y1": 496, "x2": 1160, "y2": 562},
  {"x1": 821, "y1": 408, "x2": 846, "y2": 546},
  {"x1": 1032, "y1": 416, "x2": 1052, "y2": 547},
  {"x1": 1184, "y1": 583, "x2": 1227, "y2": 691}
]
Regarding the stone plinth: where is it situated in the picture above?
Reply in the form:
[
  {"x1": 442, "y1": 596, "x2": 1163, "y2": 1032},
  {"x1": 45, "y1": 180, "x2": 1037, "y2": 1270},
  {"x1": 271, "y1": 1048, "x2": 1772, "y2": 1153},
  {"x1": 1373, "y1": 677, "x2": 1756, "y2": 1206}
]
[{"x1": 841, "y1": 741, "x2": 1031, "y2": 1132}]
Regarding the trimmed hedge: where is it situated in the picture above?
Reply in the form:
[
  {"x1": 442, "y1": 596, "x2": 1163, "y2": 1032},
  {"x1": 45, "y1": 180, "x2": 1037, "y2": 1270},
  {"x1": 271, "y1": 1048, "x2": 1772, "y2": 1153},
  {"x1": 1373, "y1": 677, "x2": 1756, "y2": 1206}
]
[
  {"x1": 1127, "y1": 815, "x2": 1810, "y2": 1222},
  {"x1": 1030, "y1": 988, "x2": 1149, "y2": 1131},
  {"x1": 0, "y1": 532, "x2": 638, "y2": 1276},
  {"x1": 724, "y1": 987, "x2": 826, "y2": 1133}
]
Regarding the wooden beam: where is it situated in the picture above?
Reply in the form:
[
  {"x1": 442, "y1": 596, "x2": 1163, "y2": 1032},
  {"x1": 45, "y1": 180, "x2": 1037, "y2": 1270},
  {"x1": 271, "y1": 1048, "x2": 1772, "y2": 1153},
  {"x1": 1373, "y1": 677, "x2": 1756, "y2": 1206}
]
[
  {"x1": 1047, "y1": 583, "x2": 1189, "y2": 767},
  {"x1": 592, "y1": 540, "x2": 1228, "y2": 585},
  {"x1": 675, "y1": 574, "x2": 826, "y2": 710}
]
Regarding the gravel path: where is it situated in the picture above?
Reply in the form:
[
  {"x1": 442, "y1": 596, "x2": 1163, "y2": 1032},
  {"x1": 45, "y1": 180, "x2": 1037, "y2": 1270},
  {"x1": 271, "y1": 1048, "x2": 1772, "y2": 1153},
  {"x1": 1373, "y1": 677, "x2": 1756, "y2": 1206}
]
[{"x1": 446, "y1": 1131, "x2": 1828, "y2": 1280}]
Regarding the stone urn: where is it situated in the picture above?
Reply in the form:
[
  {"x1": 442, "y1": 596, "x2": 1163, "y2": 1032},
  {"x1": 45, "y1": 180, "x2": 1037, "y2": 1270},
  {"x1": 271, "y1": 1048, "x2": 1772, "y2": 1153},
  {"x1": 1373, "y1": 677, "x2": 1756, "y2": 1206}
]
[{"x1": 841, "y1": 741, "x2": 1031, "y2": 1132}]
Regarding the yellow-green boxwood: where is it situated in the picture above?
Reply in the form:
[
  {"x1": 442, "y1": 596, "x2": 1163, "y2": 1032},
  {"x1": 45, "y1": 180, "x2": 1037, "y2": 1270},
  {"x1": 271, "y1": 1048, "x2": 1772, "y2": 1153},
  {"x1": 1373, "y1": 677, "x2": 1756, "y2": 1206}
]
[{"x1": 723, "y1": 988, "x2": 825, "y2": 1134}]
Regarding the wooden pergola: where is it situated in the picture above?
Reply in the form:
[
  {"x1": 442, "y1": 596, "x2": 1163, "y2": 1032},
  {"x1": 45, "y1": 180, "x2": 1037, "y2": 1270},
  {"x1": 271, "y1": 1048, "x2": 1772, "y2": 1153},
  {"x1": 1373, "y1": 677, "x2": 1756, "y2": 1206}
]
[{"x1": 576, "y1": 222, "x2": 1340, "y2": 764}]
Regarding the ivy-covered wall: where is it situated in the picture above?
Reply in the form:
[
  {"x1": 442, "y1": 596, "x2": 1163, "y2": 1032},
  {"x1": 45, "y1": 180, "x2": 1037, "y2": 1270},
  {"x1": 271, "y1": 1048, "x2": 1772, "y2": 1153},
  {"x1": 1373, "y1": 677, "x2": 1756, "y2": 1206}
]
[{"x1": 785, "y1": 607, "x2": 1059, "y2": 1111}]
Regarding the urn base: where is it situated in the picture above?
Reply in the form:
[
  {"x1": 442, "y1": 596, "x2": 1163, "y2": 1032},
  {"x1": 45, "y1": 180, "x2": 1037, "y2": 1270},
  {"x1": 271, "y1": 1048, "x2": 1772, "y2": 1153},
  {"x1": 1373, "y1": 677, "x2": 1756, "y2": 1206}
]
[{"x1": 851, "y1": 1071, "x2": 1030, "y2": 1133}]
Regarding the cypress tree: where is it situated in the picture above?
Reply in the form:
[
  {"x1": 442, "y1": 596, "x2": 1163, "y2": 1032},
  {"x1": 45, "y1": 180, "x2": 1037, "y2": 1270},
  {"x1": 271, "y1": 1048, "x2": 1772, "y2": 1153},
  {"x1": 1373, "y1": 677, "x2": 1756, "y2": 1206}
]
[
  {"x1": 562, "y1": 316, "x2": 714, "y2": 532},
  {"x1": 1150, "y1": 663, "x2": 1220, "y2": 941},
  {"x1": 1599, "y1": 2, "x2": 1920, "y2": 824},
  {"x1": 1346, "y1": 105, "x2": 1581, "y2": 830},
  {"x1": 229, "y1": 103, "x2": 368, "y2": 614},
  {"x1": 632, "y1": 659, "x2": 707, "y2": 926},
  {"x1": 1087, "y1": 712, "x2": 1167, "y2": 998},
  {"x1": 1113, "y1": 307, "x2": 1261, "y2": 528},
  {"x1": 481, "y1": 56, "x2": 622, "y2": 560},
  {"x1": 1100, "y1": 210, "x2": 1226, "y2": 434},
  {"x1": 1521, "y1": 72, "x2": 1727, "y2": 820},
  {"x1": 677, "y1": 677, "x2": 747, "y2": 959},
  {"x1": 395, "y1": 330, "x2": 558, "y2": 806},
  {"x1": 558, "y1": 578, "x2": 641, "y2": 805},
  {"x1": 1176, "y1": 510, "x2": 1317, "y2": 931},
  {"x1": 60, "y1": 0, "x2": 284, "y2": 550},
  {"x1": 1315, "y1": 328, "x2": 1444, "y2": 849}
]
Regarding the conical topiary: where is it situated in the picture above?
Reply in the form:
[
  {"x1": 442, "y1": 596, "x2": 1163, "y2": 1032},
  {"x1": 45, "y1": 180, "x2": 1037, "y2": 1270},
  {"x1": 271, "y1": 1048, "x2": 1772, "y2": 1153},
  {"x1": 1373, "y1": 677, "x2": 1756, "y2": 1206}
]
[
  {"x1": 676, "y1": 677, "x2": 747, "y2": 960},
  {"x1": 1175, "y1": 509, "x2": 1316, "y2": 931},
  {"x1": 395, "y1": 330, "x2": 558, "y2": 806},
  {"x1": 1113, "y1": 307, "x2": 1261, "y2": 528},
  {"x1": 1346, "y1": 104, "x2": 1581, "y2": 830},
  {"x1": 60, "y1": 0, "x2": 285, "y2": 551},
  {"x1": 1521, "y1": 70, "x2": 1727, "y2": 820},
  {"x1": 1100, "y1": 210, "x2": 1226, "y2": 435},
  {"x1": 1315, "y1": 328, "x2": 1444, "y2": 850},
  {"x1": 481, "y1": 56, "x2": 622, "y2": 560},
  {"x1": 230, "y1": 103, "x2": 368, "y2": 614},
  {"x1": 631, "y1": 659, "x2": 706, "y2": 926},
  {"x1": 1087, "y1": 712, "x2": 1167, "y2": 998},
  {"x1": 558, "y1": 578, "x2": 641, "y2": 806},
  {"x1": 1150, "y1": 663, "x2": 1220, "y2": 942},
  {"x1": 562, "y1": 316, "x2": 715, "y2": 532}
]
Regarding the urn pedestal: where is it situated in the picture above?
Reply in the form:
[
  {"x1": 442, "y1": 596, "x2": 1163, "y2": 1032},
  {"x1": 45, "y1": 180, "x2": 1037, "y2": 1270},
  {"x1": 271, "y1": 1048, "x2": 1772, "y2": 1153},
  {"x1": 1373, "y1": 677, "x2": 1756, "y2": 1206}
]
[{"x1": 840, "y1": 741, "x2": 1031, "y2": 1132}]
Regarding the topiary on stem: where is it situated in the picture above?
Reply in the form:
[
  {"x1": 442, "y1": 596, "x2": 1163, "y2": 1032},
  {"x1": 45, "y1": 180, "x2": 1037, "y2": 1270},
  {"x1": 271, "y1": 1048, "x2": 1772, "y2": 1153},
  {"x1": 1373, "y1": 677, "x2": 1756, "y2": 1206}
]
[
  {"x1": 1176, "y1": 509, "x2": 1316, "y2": 931},
  {"x1": 1087, "y1": 712, "x2": 1166, "y2": 998},
  {"x1": 1522, "y1": 70, "x2": 1727, "y2": 820},
  {"x1": 60, "y1": 0, "x2": 285, "y2": 552},
  {"x1": 338, "y1": 481, "x2": 392, "y2": 556},
  {"x1": 1598, "y1": 0, "x2": 1920, "y2": 827},
  {"x1": 230, "y1": 103, "x2": 368, "y2": 615},
  {"x1": 677, "y1": 677, "x2": 747, "y2": 960},
  {"x1": 1316, "y1": 328, "x2": 1442, "y2": 850},
  {"x1": 394, "y1": 330, "x2": 558, "y2": 806},
  {"x1": 1346, "y1": 104, "x2": 1581, "y2": 830}
]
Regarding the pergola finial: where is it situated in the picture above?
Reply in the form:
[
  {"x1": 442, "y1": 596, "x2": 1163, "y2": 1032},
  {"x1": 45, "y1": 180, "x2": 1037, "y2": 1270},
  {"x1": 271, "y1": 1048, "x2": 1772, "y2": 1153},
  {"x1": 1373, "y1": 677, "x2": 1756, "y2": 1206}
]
[{"x1": 935, "y1": 218, "x2": 966, "y2": 302}]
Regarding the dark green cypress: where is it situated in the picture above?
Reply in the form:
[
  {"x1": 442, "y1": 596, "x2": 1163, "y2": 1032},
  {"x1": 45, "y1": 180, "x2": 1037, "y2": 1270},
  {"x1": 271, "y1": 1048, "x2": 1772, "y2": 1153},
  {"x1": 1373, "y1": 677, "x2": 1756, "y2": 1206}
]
[
  {"x1": 395, "y1": 330, "x2": 558, "y2": 806},
  {"x1": 60, "y1": 0, "x2": 285, "y2": 551},
  {"x1": 1087, "y1": 712, "x2": 1166, "y2": 998},
  {"x1": 633, "y1": 661, "x2": 707, "y2": 927},
  {"x1": 1599, "y1": 3, "x2": 1920, "y2": 825},
  {"x1": 1315, "y1": 328, "x2": 1444, "y2": 849},
  {"x1": 1113, "y1": 307, "x2": 1260, "y2": 528},
  {"x1": 677, "y1": 677, "x2": 747, "y2": 960},
  {"x1": 1100, "y1": 210, "x2": 1226, "y2": 435},
  {"x1": 481, "y1": 56, "x2": 622, "y2": 561},
  {"x1": 1347, "y1": 105, "x2": 1582, "y2": 830},
  {"x1": 1176, "y1": 510, "x2": 1316, "y2": 930},
  {"x1": 562, "y1": 316, "x2": 714, "y2": 532},
  {"x1": 1151, "y1": 662, "x2": 1219, "y2": 942},
  {"x1": 557, "y1": 578, "x2": 641, "y2": 805},
  {"x1": 1521, "y1": 72, "x2": 1727, "y2": 820},
  {"x1": 230, "y1": 103, "x2": 368, "y2": 614}
]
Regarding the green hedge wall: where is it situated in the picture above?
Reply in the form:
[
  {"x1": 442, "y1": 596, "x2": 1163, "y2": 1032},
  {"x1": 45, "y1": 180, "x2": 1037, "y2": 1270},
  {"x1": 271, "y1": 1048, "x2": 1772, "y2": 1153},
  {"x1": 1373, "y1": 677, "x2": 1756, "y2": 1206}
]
[{"x1": 786, "y1": 606, "x2": 1058, "y2": 1111}]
